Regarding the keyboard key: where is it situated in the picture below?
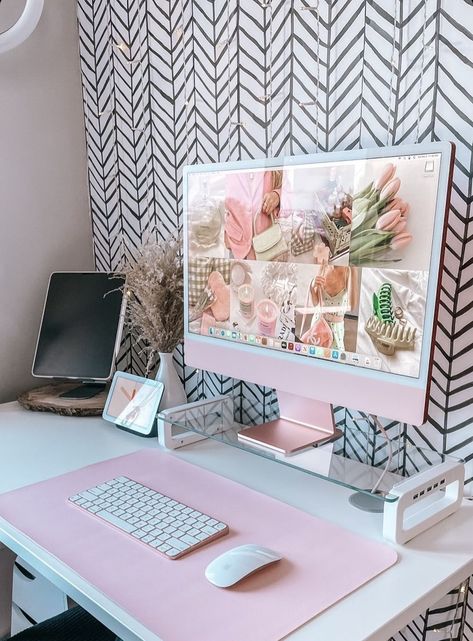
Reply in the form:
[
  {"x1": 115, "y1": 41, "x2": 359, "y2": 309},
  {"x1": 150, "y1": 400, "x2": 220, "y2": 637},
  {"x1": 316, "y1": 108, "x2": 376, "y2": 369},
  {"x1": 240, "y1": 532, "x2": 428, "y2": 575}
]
[
  {"x1": 88, "y1": 487, "x2": 105, "y2": 496},
  {"x1": 157, "y1": 533, "x2": 170, "y2": 542},
  {"x1": 132, "y1": 529, "x2": 147, "y2": 539},
  {"x1": 181, "y1": 534, "x2": 199, "y2": 546},
  {"x1": 202, "y1": 525, "x2": 217, "y2": 536},
  {"x1": 165, "y1": 548, "x2": 180, "y2": 557},
  {"x1": 215, "y1": 523, "x2": 226, "y2": 531},
  {"x1": 96, "y1": 510, "x2": 137, "y2": 533},
  {"x1": 167, "y1": 537, "x2": 188, "y2": 551},
  {"x1": 142, "y1": 535, "x2": 155, "y2": 543}
]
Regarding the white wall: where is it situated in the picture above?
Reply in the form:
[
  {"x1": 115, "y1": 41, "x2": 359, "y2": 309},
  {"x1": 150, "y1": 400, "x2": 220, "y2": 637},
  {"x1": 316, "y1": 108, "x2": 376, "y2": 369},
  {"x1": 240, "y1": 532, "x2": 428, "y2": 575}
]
[{"x1": 0, "y1": 0, "x2": 94, "y2": 403}]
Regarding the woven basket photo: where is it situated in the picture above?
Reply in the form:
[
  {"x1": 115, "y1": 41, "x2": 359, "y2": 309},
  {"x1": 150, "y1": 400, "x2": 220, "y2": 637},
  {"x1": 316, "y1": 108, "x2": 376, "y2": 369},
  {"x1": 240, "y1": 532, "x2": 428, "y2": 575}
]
[{"x1": 322, "y1": 213, "x2": 351, "y2": 256}]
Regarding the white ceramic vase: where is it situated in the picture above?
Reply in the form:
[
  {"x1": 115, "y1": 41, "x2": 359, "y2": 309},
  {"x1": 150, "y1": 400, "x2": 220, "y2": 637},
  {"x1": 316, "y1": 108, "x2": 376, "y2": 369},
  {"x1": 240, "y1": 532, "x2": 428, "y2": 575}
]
[{"x1": 155, "y1": 352, "x2": 187, "y2": 410}]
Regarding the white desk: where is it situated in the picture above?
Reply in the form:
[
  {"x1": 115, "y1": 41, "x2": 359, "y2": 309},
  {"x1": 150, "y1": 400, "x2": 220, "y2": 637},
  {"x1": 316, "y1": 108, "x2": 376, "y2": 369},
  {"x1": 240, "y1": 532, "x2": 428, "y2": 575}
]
[{"x1": 1, "y1": 401, "x2": 473, "y2": 641}]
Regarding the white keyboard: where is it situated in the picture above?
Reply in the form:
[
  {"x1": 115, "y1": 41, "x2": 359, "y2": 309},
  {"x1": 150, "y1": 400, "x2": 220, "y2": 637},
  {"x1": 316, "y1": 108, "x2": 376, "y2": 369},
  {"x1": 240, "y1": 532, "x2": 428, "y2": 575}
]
[{"x1": 69, "y1": 476, "x2": 228, "y2": 559}]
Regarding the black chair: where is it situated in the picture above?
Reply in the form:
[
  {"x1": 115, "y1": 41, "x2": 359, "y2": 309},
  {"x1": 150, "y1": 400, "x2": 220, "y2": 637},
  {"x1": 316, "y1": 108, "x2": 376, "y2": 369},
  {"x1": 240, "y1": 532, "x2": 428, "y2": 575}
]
[{"x1": 9, "y1": 606, "x2": 118, "y2": 641}]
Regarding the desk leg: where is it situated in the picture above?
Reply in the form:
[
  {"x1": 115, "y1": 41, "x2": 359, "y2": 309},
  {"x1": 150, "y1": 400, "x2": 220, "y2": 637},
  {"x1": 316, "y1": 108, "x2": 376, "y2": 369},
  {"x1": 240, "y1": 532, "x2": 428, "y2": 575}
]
[{"x1": 0, "y1": 544, "x2": 16, "y2": 638}]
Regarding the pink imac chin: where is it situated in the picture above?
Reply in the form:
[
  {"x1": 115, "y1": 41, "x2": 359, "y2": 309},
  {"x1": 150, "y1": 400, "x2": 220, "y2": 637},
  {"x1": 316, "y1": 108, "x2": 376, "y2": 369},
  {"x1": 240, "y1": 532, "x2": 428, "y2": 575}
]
[{"x1": 185, "y1": 335, "x2": 427, "y2": 427}]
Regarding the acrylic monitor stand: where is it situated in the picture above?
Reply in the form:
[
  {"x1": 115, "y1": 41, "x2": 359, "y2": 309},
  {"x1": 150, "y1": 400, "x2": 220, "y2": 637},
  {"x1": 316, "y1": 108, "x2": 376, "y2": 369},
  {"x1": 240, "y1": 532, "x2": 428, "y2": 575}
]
[{"x1": 236, "y1": 391, "x2": 342, "y2": 455}]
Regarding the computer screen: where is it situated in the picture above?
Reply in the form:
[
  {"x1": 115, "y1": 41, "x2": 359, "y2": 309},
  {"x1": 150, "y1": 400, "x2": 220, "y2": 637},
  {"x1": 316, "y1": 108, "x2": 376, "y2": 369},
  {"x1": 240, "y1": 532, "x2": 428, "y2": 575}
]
[
  {"x1": 183, "y1": 142, "x2": 454, "y2": 425},
  {"x1": 33, "y1": 272, "x2": 125, "y2": 381}
]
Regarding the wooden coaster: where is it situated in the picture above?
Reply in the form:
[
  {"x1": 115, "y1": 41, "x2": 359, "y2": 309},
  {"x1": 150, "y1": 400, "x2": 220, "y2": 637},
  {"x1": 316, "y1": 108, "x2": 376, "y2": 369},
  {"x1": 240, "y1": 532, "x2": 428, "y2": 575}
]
[{"x1": 18, "y1": 384, "x2": 108, "y2": 417}]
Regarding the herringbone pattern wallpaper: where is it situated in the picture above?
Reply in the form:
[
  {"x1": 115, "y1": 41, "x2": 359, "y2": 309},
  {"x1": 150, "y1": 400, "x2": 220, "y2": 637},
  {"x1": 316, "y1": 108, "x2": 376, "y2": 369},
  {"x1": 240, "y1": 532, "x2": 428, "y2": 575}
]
[{"x1": 76, "y1": 1, "x2": 473, "y2": 638}]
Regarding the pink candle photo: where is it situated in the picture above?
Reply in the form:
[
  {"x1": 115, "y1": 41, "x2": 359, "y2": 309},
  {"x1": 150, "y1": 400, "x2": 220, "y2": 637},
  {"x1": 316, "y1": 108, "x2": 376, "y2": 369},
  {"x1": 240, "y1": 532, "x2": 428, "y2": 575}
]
[{"x1": 256, "y1": 299, "x2": 279, "y2": 336}]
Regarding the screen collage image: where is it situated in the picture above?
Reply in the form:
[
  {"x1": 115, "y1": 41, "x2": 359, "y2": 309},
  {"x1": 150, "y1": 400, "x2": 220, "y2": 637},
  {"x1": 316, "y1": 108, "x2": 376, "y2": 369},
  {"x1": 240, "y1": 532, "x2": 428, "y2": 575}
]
[{"x1": 186, "y1": 153, "x2": 441, "y2": 379}]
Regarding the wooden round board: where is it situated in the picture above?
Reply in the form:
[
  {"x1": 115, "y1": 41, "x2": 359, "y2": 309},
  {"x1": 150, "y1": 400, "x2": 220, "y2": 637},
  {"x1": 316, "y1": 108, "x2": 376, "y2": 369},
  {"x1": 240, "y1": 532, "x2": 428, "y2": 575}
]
[{"x1": 18, "y1": 384, "x2": 108, "y2": 417}]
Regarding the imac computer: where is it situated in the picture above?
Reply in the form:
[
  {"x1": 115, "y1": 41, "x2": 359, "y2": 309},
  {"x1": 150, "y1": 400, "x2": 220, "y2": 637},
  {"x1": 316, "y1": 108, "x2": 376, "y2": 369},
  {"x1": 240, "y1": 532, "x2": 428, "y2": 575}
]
[
  {"x1": 32, "y1": 272, "x2": 126, "y2": 399},
  {"x1": 183, "y1": 142, "x2": 454, "y2": 449}
]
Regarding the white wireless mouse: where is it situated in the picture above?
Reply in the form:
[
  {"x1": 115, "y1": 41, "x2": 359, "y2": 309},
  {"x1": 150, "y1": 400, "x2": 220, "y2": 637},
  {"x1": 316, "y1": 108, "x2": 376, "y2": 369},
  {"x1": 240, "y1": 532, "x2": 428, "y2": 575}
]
[{"x1": 205, "y1": 544, "x2": 282, "y2": 588}]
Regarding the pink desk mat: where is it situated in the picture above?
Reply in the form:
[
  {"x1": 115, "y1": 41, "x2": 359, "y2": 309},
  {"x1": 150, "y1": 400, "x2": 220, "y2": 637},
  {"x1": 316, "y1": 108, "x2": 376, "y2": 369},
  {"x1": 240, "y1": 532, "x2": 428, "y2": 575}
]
[{"x1": 0, "y1": 449, "x2": 397, "y2": 641}]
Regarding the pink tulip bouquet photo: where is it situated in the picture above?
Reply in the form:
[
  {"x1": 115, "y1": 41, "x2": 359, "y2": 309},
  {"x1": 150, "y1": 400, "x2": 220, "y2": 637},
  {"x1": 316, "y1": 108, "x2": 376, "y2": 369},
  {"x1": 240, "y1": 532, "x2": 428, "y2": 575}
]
[{"x1": 349, "y1": 163, "x2": 412, "y2": 265}]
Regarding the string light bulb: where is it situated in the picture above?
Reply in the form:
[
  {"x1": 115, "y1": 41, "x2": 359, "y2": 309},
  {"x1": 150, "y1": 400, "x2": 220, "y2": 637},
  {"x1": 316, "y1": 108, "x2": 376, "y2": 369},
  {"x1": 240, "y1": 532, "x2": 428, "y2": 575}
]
[{"x1": 115, "y1": 41, "x2": 129, "y2": 54}]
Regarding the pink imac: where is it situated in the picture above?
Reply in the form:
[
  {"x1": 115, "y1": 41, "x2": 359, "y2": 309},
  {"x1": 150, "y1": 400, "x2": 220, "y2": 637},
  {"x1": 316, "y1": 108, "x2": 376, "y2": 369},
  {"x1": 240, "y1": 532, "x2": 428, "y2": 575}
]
[{"x1": 183, "y1": 142, "x2": 454, "y2": 448}]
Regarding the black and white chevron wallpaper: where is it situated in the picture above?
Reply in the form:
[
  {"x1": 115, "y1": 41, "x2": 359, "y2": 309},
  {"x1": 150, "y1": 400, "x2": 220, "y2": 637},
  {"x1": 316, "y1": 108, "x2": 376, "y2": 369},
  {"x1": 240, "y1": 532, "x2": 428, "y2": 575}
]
[{"x1": 76, "y1": 1, "x2": 473, "y2": 638}]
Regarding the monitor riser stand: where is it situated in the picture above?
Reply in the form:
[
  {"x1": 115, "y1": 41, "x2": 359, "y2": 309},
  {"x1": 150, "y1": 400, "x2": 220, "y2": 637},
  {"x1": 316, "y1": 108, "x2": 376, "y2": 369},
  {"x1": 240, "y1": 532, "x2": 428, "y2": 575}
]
[
  {"x1": 157, "y1": 395, "x2": 466, "y2": 544},
  {"x1": 349, "y1": 491, "x2": 385, "y2": 513}
]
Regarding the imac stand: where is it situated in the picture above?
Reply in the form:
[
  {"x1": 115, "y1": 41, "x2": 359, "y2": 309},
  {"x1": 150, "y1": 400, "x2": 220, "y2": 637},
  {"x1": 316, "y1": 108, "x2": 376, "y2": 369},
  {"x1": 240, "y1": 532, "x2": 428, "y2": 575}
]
[{"x1": 237, "y1": 391, "x2": 342, "y2": 455}]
